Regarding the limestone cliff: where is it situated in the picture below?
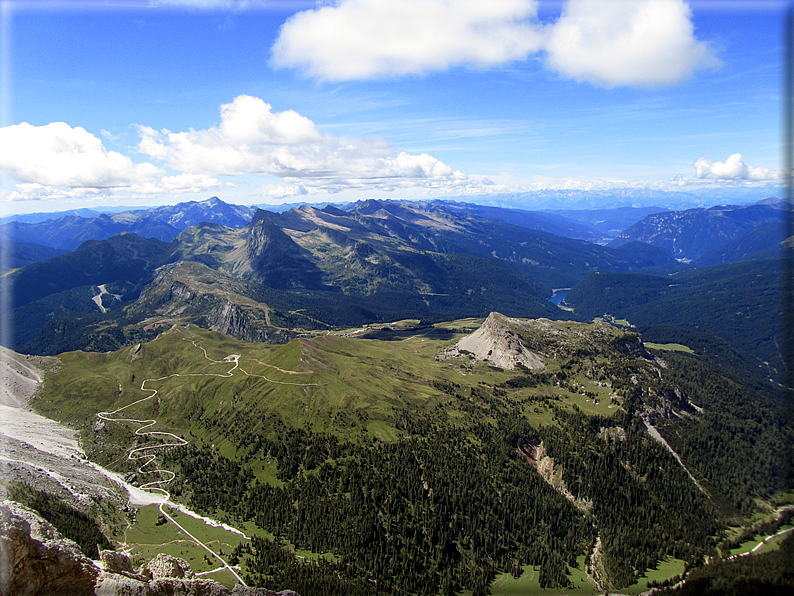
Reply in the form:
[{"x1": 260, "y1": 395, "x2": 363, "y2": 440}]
[{"x1": 130, "y1": 262, "x2": 292, "y2": 344}]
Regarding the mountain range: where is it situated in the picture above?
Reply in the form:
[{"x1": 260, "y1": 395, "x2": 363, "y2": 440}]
[
  {"x1": 1, "y1": 196, "x2": 633, "y2": 260},
  {"x1": 5, "y1": 198, "x2": 686, "y2": 355},
  {"x1": 0, "y1": 197, "x2": 257, "y2": 252},
  {"x1": 6, "y1": 196, "x2": 790, "y2": 371},
  {"x1": 3, "y1": 192, "x2": 793, "y2": 596},
  {"x1": 611, "y1": 199, "x2": 787, "y2": 263},
  {"x1": 449, "y1": 184, "x2": 784, "y2": 210}
]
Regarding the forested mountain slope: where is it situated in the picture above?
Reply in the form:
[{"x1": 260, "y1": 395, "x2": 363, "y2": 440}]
[
  {"x1": 563, "y1": 258, "x2": 787, "y2": 376},
  {"x1": 0, "y1": 240, "x2": 65, "y2": 271},
  {"x1": 691, "y1": 220, "x2": 789, "y2": 267},
  {"x1": 32, "y1": 316, "x2": 793, "y2": 595},
  {"x1": 613, "y1": 200, "x2": 788, "y2": 262}
]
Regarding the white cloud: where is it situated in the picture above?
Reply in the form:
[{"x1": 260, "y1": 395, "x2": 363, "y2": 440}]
[
  {"x1": 271, "y1": 0, "x2": 544, "y2": 80},
  {"x1": 100, "y1": 128, "x2": 123, "y2": 144},
  {"x1": 124, "y1": 174, "x2": 228, "y2": 195},
  {"x1": 159, "y1": 173, "x2": 226, "y2": 192},
  {"x1": 543, "y1": 0, "x2": 717, "y2": 86},
  {"x1": 136, "y1": 95, "x2": 479, "y2": 191},
  {"x1": 6, "y1": 174, "x2": 227, "y2": 202},
  {"x1": 671, "y1": 173, "x2": 688, "y2": 186},
  {"x1": 0, "y1": 122, "x2": 232, "y2": 202},
  {"x1": 7, "y1": 183, "x2": 104, "y2": 202},
  {"x1": 0, "y1": 96, "x2": 489, "y2": 202},
  {"x1": 260, "y1": 184, "x2": 312, "y2": 198},
  {"x1": 271, "y1": 0, "x2": 716, "y2": 86},
  {"x1": 693, "y1": 153, "x2": 779, "y2": 180},
  {"x1": 0, "y1": 122, "x2": 163, "y2": 188}
]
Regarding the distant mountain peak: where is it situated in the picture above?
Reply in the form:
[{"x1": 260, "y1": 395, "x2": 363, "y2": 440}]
[
  {"x1": 755, "y1": 196, "x2": 787, "y2": 208},
  {"x1": 321, "y1": 204, "x2": 347, "y2": 217},
  {"x1": 349, "y1": 198, "x2": 389, "y2": 215},
  {"x1": 247, "y1": 208, "x2": 280, "y2": 228}
]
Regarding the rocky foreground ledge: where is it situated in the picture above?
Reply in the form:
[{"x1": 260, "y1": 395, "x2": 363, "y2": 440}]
[{"x1": 1, "y1": 500, "x2": 297, "y2": 596}]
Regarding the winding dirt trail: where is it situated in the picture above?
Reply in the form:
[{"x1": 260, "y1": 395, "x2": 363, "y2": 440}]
[{"x1": 97, "y1": 334, "x2": 319, "y2": 586}]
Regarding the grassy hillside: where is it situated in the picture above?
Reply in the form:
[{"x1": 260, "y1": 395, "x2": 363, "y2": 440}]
[{"x1": 33, "y1": 317, "x2": 792, "y2": 595}]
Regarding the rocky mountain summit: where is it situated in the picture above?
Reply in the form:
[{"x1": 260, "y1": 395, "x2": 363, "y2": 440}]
[
  {"x1": 436, "y1": 312, "x2": 546, "y2": 370},
  {"x1": 436, "y1": 312, "x2": 647, "y2": 370},
  {"x1": 1, "y1": 500, "x2": 297, "y2": 596}
]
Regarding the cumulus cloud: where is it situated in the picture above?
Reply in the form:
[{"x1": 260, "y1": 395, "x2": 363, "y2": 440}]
[
  {"x1": 260, "y1": 184, "x2": 311, "y2": 198},
  {"x1": 136, "y1": 94, "x2": 477, "y2": 190},
  {"x1": 137, "y1": 95, "x2": 328, "y2": 176},
  {"x1": 272, "y1": 0, "x2": 544, "y2": 80},
  {"x1": 0, "y1": 96, "x2": 490, "y2": 201},
  {"x1": 126, "y1": 173, "x2": 228, "y2": 196},
  {"x1": 159, "y1": 173, "x2": 226, "y2": 191},
  {"x1": 271, "y1": 0, "x2": 715, "y2": 86},
  {"x1": 6, "y1": 175, "x2": 227, "y2": 202},
  {"x1": 544, "y1": 0, "x2": 717, "y2": 86},
  {"x1": 0, "y1": 122, "x2": 162, "y2": 188},
  {"x1": 7, "y1": 183, "x2": 105, "y2": 202},
  {"x1": 0, "y1": 122, "x2": 236, "y2": 202},
  {"x1": 694, "y1": 153, "x2": 778, "y2": 181}
]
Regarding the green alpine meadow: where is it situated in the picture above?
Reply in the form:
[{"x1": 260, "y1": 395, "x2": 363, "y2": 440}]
[{"x1": 26, "y1": 306, "x2": 793, "y2": 595}]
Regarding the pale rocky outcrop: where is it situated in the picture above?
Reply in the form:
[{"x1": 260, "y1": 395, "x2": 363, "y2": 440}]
[
  {"x1": 99, "y1": 550, "x2": 137, "y2": 576},
  {"x1": 436, "y1": 311, "x2": 651, "y2": 371},
  {"x1": 435, "y1": 312, "x2": 545, "y2": 371},
  {"x1": 205, "y1": 300, "x2": 273, "y2": 343},
  {"x1": 145, "y1": 553, "x2": 195, "y2": 580},
  {"x1": 0, "y1": 347, "x2": 55, "y2": 408}
]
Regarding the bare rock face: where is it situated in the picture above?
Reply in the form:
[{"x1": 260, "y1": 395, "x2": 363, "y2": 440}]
[
  {"x1": 0, "y1": 347, "x2": 55, "y2": 408},
  {"x1": 145, "y1": 554, "x2": 196, "y2": 580},
  {"x1": 126, "y1": 343, "x2": 143, "y2": 363},
  {"x1": 1, "y1": 500, "x2": 99, "y2": 596},
  {"x1": 100, "y1": 550, "x2": 137, "y2": 576},
  {"x1": 436, "y1": 312, "x2": 545, "y2": 371},
  {"x1": 206, "y1": 300, "x2": 272, "y2": 343},
  {"x1": 94, "y1": 574, "x2": 151, "y2": 596},
  {"x1": 136, "y1": 269, "x2": 198, "y2": 310}
]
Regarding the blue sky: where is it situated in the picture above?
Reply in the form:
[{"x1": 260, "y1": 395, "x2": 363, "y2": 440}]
[{"x1": 0, "y1": 0, "x2": 788, "y2": 214}]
